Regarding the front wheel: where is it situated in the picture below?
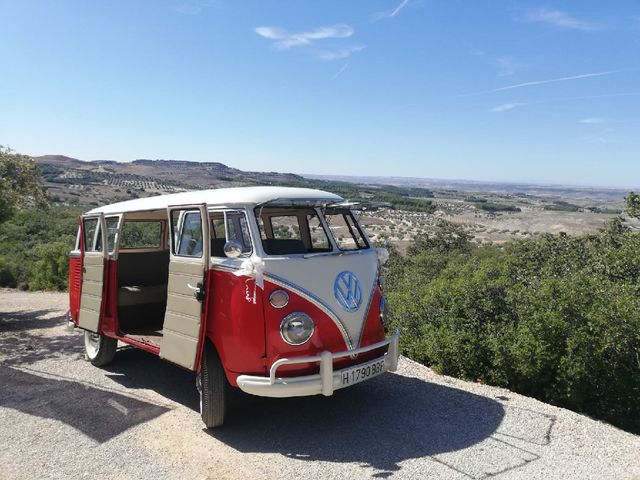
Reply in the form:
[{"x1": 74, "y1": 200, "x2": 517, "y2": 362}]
[
  {"x1": 197, "y1": 342, "x2": 227, "y2": 428},
  {"x1": 84, "y1": 330, "x2": 117, "y2": 367}
]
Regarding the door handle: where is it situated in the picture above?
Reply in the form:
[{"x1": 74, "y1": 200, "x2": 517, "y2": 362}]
[{"x1": 187, "y1": 282, "x2": 206, "y2": 302}]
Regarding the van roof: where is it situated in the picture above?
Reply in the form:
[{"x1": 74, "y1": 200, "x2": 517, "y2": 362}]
[{"x1": 85, "y1": 186, "x2": 344, "y2": 215}]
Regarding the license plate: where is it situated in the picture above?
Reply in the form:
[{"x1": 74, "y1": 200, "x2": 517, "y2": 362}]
[{"x1": 341, "y1": 359, "x2": 385, "y2": 386}]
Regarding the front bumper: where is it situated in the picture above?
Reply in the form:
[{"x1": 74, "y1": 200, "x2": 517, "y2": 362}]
[{"x1": 236, "y1": 330, "x2": 400, "y2": 398}]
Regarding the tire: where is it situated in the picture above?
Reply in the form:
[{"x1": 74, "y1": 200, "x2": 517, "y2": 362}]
[
  {"x1": 197, "y1": 342, "x2": 227, "y2": 428},
  {"x1": 84, "y1": 330, "x2": 117, "y2": 367}
]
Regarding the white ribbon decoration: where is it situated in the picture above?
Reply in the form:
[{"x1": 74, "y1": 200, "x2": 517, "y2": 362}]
[{"x1": 233, "y1": 256, "x2": 265, "y2": 304}]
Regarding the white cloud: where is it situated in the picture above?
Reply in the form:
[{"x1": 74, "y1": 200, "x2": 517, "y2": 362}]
[
  {"x1": 527, "y1": 8, "x2": 603, "y2": 31},
  {"x1": 254, "y1": 24, "x2": 354, "y2": 50},
  {"x1": 579, "y1": 117, "x2": 608, "y2": 124},
  {"x1": 373, "y1": 0, "x2": 410, "y2": 20},
  {"x1": 490, "y1": 103, "x2": 525, "y2": 112},
  {"x1": 464, "y1": 70, "x2": 621, "y2": 96},
  {"x1": 317, "y1": 45, "x2": 365, "y2": 61}
]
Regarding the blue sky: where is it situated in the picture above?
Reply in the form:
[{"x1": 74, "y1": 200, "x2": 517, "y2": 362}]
[{"x1": 1, "y1": 0, "x2": 639, "y2": 187}]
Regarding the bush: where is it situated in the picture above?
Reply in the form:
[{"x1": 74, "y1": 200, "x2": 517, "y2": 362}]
[
  {"x1": 0, "y1": 256, "x2": 18, "y2": 288},
  {"x1": 0, "y1": 207, "x2": 80, "y2": 291},
  {"x1": 385, "y1": 221, "x2": 640, "y2": 433},
  {"x1": 29, "y1": 242, "x2": 73, "y2": 290}
]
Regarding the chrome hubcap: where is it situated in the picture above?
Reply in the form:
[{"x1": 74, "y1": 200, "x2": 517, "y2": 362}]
[{"x1": 84, "y1": 331, "x2": 101, "y2": 359}]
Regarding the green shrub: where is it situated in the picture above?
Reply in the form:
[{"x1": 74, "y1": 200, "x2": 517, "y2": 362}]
[
  {"x1": 386, "y1": 221, "x2": 640, "y2": 433},
  {"x1": 0, "y1": 207, "x2": 79, "y2": 290}
]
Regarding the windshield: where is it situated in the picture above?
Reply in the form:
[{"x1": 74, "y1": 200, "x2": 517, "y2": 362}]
[
  {"x1": 255, "y1": 207, "x2": 332, "y2": 255},
  {"x1": 323, "y1": 208, "x2": 369, "y2": 251},
  {"x1": 254, "y1": 206, "x2": 369, "y2": 255}
]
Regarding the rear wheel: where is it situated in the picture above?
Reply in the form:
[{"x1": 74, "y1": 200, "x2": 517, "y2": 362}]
[
  {"x1": 197, "y1": 342, "x2": 227, "y2": 428},
  {"x1": 84, "y1": 330, "x2": 117, "y2": 367}
]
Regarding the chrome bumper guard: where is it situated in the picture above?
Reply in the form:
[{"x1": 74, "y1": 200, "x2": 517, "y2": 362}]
[{"x1": 236, "y1": 330, "x2": 400, "y2": 398}]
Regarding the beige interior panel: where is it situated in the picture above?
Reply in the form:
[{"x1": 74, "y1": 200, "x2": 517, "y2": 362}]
[
  {"x1": 160, "y1": 260, "x2": 205, "y2": 370},
  {"x1": 168, "y1": 275, "x2": 201, "y2": 297},
  {"x1": 163, "y1": 311, "x2": 201, "y2": 338},
  {"x1": 169, "y1": 261, "x2": 204, "y2": 276},
  {"x1": 80, "y1": 280, "x2": 103, "y2": 297},
  {"x1": 160, "y1": 331, "x2": 199, "y2": 370},
  {"x1": 78, "y1": 253, "x2": 104, "y2": 332}
]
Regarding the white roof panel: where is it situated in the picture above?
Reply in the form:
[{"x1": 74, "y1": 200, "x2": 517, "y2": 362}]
[{"x1": 85, "y1": 186, "x2": 344, "y2": 215}]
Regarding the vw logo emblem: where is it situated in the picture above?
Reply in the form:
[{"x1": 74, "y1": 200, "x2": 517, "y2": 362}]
[{"x1": 334, "y1": 271, "x2": 362, "y2": 312}]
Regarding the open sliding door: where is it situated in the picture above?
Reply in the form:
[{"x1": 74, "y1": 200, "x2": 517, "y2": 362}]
[
  {"x1": 160, "y1": 204, "x2": 210, "y2": 370},
  {"x1": 78, "y1": 214, "x2": 107, "y2": 332}
]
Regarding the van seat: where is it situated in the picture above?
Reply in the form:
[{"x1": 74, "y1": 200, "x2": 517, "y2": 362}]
[
  {"x1": 211, "y1": 238, "x2": 226, "y2": 257},
  {"x1": 118, "y1": 285, "x2": 168, "y2": 307}
]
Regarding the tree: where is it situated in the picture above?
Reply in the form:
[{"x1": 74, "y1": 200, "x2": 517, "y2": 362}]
[
  {"x1": 625, "y1": 191, "x2": 640, "y2": 220},
  {"x1": 0, "y1": 146, "x2": 48, "y2": 222}
]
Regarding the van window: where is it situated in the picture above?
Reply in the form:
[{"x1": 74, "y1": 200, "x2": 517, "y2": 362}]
[
  {"x1": 308, "y1": 213, "x2": 330, "y2": 250},
  {"x1": 323, "y1": 209, "x2": 369, "y2": 251},
  {"x1": 270, "y1": 216, "x2": 301, "y2": 240},
  {"x1": 83, "y1": 218, "x2": 99, "y2": 252},
  {"x1": 255, "y1": 208, "x2": 332, "y2": 255},
  {"x1": 120, "y1": 221, "x2": 162, "y2": 250},
  {"x1": 105, "y1": 217, "x2": 119, "y2": 252},
  {"x1": 210, "y1": 211, "x2": 252, "y2": 257},
  {"x1": 177, "y1": 212, "x2": 203, "y2": 257},
  {"x1": 226, "y1": 212, "x2": 252, "y2": 255}
]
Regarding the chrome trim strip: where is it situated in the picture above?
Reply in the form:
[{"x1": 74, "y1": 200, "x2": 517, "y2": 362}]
[
  {"x1": 265, "y1": 273, "x2": 354, "y2": 350},
  {"x1": 210, "y1": 263, "x2": 240, "y2": 273}
]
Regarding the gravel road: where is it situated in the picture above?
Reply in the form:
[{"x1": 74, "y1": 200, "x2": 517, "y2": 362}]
[{"x1": 1, "y1": 289, "x2": 639, "y2": 480}]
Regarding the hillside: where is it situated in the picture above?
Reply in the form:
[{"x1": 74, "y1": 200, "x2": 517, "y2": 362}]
[
  {"x1": 33, "y1": 154, "x2": 632, "y2": 246},
  {"x1": 35, "y1": 155, "x2": 305, "y2": 207}
]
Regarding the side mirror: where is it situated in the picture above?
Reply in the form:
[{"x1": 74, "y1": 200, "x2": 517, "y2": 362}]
[{"x1": 223, "y1": 240, "x2": 243, "y2": 258}]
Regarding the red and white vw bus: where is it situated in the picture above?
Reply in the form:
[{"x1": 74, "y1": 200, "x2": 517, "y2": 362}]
[{"x1": 68, "y1": 186, "x2": 399, "y2": 427}]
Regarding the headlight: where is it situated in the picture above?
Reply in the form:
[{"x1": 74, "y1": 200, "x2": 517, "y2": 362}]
[{"x1": 280, "y1": 312, "x2": 315, "y2": 345}]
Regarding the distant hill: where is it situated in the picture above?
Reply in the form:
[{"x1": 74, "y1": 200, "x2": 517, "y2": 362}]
[{"x1": 34, "y1": 155, "x2": 306, "y2": 208}]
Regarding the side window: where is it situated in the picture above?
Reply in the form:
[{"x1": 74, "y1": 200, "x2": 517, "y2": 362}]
[
  {"x1": 177, "y1": 211, "x2": 203, "y2": 257},
  {"x1": 105, "y1": 217, "x2": 119, "y2": 253},
  {"x1": 210, "y1": 211, "x2": 252, "y2": 258},
  {"x1": 120, "y1": 221, "x2": 162, "y2": 250},
  {"x1": 226, "y1": 212, "x2": 252, "y2": 254},
  {"x1": 211, "y1": 213, "x2": 225, "y2": 239},
  {"x1": 83, "y1": 218, "x2": 99, "y2": 252}
]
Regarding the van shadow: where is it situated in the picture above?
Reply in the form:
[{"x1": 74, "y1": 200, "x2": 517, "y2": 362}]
[
  {"x1": 103, "y1": 347, "x2": 200, "y2": 411},
  {"x1": 100, "y1": 349, "x2": 506, "y2": 476},
  {"x1": 212, "y1": 372, "x2": 506, "y2": 476},
  {"x1": 0, "y1": 365, "x2": 170, "y2": 443}
]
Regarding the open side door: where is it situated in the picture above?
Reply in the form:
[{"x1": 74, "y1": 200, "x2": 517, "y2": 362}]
[
  {"x1": 160, "y1": 204, "x2": 210, "y2": 370},
  {"x1": 78, "y1": 214, "x2": 107, "y2": 332}
]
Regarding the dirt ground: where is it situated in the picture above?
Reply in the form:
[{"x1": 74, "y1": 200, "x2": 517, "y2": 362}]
[{"x1": 1, "y1": 290, "x2": 639, "y2": 480}]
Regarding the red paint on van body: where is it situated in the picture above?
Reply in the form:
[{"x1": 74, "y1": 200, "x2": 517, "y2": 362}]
[
  {"x1": 204, "y1": 269, "x2": 267, "y2": 382},
  {"x1": 68, "y1": 256, "x2": 82, "y2": 323},
  {"x1": 70, "y1": 258, "x2": 386, "y2": 384}
]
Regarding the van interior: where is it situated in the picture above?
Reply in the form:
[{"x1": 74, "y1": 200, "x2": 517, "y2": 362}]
[
  {"x1": 112, "y1": 209, "x2": 253, "y2": 348},
  {"x1": 108, "y1": 206, "x2": 366, "y2": 347},
  {"x1": 114, "y1": 212, "x2": 169, "y2": 347}
]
